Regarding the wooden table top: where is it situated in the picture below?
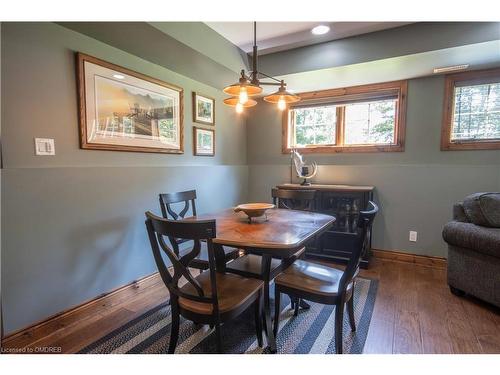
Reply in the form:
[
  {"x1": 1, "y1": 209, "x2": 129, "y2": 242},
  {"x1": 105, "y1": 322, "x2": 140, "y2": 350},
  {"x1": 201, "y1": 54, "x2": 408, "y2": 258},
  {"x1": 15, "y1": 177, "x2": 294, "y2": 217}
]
[{"x1": 191, "y1": 208, "x2": 335, "y2": 256}]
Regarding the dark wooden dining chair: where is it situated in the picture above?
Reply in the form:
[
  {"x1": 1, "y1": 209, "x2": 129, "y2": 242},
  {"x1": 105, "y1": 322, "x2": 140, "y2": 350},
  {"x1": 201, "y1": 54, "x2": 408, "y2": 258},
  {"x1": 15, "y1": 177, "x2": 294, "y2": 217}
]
[
  {"x1": 159, "y1": 190, "x2": 240, "y2": 270},
  {"x1": 273, "y1": 201, "x2": 378, "y2": 354},
  {"x1": 145, "y1": 211, "x2": 264, "y2": 353},
  {"x1": 271, "y1": 188, "x2": 316, "y2": 211}
]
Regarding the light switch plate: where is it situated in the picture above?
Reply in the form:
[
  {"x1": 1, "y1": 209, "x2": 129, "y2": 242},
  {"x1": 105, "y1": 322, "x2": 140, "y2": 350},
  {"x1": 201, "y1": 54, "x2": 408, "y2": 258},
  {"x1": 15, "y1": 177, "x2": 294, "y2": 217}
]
[
  {"x1": 409, "y1": 231, "x2": 418, "y2": 242},
  {"x1": 34, "y1": 138, "x2": 55, "y2": 155}
]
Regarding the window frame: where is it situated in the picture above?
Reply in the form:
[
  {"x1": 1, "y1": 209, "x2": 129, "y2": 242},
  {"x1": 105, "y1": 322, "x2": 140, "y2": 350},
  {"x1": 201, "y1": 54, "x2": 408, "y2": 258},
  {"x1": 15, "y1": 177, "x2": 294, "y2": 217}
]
[
  {"x1": 282, "y1": 80, "x2": 408, "y2": 154},
  {"x1": 441, "y1": 67, "x2": 500, "y2": 151}
]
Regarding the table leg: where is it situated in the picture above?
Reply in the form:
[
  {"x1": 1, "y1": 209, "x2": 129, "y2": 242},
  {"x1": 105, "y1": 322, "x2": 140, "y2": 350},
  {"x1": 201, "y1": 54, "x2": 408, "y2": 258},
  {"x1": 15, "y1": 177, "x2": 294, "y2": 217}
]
[{"x1": 261, "y1": 254, "x2": 277, "y2": 353}]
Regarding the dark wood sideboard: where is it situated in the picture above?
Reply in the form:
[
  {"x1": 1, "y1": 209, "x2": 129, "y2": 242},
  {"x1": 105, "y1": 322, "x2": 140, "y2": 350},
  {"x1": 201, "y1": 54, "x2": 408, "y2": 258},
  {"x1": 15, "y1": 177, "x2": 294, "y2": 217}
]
[{"x1": 275, "y1": 183, "x2": 375, "y2": 269}]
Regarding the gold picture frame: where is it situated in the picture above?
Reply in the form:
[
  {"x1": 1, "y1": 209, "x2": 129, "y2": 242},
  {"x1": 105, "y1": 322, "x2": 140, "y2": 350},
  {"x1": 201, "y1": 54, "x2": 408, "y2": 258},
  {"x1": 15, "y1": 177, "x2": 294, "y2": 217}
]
[
  {"x1": 193, "y1": 127, "x2": 215, "y2": 156},
  {"x1": 192, "y1": 92, "x2": 215, "y2": 126},
  {"x1": 77, "y1": 53, "x2": 184, "y2": 154}
]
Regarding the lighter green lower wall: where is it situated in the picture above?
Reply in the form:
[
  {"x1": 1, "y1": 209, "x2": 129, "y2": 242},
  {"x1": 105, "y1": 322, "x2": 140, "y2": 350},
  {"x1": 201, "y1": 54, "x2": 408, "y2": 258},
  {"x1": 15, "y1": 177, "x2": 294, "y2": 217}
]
[
  {"x1": 1, "y1": 165, "x2": 248, "y2": 334},
  {"x1": 248, "y1": 163, "x2": 500, "y2": 258}
]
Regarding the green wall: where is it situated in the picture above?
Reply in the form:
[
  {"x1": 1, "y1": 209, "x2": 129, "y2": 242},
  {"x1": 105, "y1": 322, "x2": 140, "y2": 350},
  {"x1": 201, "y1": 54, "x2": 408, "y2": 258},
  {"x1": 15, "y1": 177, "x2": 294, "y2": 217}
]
[
  {"x1": 148, "y1": 22, "x2": 249, "y2": 74},
  {"x1": 258, "y1": 22, "x2": 500, "y2": 76},
  {"x1": 246, "y1": 75, "x2": 500, "y2": 257},
  {"x1": 2, "y1": 21, "x2": 500, "y2": 336},
  {"x1": 1, "y1": 22, "x2": 248, "y2": 334}
]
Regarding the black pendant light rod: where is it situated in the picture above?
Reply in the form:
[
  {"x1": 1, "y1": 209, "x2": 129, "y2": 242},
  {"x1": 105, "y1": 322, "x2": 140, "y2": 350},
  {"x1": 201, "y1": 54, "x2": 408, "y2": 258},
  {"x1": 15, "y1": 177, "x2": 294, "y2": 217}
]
[
  {"x1": 223, "y1": 22, "x2": 300, "y2": 108},
  {"x1": 257, "y1": 72, "x2": 284, "y2": 85},
  {"x1": 248, "y1": 21, "x2": 283, "y2": 87},
  {"x1": 250, "y1": 21, "x2": 258, "y2": 84}
]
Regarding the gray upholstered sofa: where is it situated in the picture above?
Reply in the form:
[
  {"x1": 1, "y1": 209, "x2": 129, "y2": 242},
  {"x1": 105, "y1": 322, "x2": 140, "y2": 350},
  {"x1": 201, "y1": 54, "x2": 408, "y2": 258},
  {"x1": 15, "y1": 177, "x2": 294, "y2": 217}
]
[{"x1": 442, "y1": 192, "x2": 500, "y2": 307}]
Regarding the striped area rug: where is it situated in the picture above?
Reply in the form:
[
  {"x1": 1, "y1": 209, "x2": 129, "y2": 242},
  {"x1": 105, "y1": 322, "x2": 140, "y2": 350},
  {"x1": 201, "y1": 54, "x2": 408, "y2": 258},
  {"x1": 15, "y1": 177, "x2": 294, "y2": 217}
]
[{"x1": 80, "y1": 277, "x2": 377, "y2": 354}]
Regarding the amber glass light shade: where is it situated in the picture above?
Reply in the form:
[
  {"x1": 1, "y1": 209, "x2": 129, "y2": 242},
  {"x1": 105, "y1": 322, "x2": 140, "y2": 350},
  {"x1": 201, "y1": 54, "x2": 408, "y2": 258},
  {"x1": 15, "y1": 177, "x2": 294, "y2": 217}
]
[
  {"x1": 223, "y1": 97, "x2": 257, "y2": 107},
  {"x1": 223, "y1": 81, "x2": 262, "y2": 96},
  {"x1": 263, "y1": 86, "x2": 300, "y2": 104}
]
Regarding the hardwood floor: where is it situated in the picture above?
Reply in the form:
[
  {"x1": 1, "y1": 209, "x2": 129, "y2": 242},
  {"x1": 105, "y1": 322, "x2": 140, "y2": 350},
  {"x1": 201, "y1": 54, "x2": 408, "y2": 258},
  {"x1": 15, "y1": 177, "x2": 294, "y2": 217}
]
[
  {"x1": 362, "y1": 258, "x2": 500, "y2": 354},
  {"x1": 2, "y1": 257, "x2": 499, "y2": 354}
]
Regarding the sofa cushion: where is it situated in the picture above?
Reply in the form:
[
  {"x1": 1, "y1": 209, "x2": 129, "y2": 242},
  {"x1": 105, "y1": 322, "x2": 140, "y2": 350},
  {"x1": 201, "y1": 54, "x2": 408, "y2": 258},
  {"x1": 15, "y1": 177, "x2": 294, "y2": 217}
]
[
  {"x1": 443, "y1": 221, "x2": 500, "y2": 258},
  {"x1": 453, "y1": 202, "x2": 469, "y2": 222},
  {"x1": 463, "y1": 192, "x2": 500, "y2": 228}
]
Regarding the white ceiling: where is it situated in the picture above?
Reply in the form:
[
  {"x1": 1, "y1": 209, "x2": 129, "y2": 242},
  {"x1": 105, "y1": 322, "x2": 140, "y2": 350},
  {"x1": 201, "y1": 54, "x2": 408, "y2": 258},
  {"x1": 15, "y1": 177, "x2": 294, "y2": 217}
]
[{"x1": 205, "y1": 22, "x2": 412, "y2": 54}]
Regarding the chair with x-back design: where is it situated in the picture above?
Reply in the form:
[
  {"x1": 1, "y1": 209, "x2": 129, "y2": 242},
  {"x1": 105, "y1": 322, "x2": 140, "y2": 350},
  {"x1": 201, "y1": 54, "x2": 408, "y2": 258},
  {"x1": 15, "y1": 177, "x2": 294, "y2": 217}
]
[
  {"x1": 145, "y1": 211, "x2": 264, "y2": 353},
  {"x1": 159, "y1": 190, "x2": 240, "y2": 270}
]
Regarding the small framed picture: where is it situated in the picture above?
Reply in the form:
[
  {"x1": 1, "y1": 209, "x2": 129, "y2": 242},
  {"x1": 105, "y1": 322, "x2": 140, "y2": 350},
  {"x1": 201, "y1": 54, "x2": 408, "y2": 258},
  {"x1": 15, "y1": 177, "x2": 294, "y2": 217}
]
[
  {"x1": 193, "y1": 127, "x2": 215, "y2": 156},
  {"x1": 192, "y1": 92, "x2": 215, "y2": 125}
]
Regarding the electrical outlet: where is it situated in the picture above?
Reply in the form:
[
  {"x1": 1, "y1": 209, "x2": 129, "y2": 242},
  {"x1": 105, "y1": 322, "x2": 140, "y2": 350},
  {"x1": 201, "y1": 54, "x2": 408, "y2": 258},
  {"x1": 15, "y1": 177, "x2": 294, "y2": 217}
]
[{"x1": 409, "y1": 231, "x2": 418, "y2": 242}]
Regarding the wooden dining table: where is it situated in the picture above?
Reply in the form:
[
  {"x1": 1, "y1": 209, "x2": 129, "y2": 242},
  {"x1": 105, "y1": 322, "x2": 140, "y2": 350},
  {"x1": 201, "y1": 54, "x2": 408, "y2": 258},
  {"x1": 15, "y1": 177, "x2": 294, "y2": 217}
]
[{"x1": 191, "y1": 207, "x2": 335, "y2": 352}]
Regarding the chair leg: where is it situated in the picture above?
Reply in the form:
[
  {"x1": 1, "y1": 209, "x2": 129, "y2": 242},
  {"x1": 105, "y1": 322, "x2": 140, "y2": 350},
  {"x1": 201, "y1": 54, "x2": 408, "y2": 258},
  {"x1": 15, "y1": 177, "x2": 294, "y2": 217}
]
[
  {"x1": 255, "y1": 292, "x2": 264, "y2": 347},
  {"x1": 215, "y1": 323, "x2": 222, "y2": 353},
  {"x1": 273, "y1": 288, "x2": 281, "y2": 337},
  {"x1": 334, "y1": 302, "x2": 344, "y2": 354},
  {"x1": 168, "y1": 302, "x2": 180, "y2": 354},
  {"x1": 347, "y1": 295, "x2": 356, "y2": 332},
  {"x1": 293, "y1": 298, "x2": 300, "y2": 316}
]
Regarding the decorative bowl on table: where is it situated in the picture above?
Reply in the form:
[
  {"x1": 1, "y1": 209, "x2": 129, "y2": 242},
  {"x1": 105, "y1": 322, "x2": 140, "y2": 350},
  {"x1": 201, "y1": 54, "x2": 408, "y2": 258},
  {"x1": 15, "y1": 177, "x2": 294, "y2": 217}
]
[{"x1": 234, "y1": 203, "x2": 275, "y2": 223}]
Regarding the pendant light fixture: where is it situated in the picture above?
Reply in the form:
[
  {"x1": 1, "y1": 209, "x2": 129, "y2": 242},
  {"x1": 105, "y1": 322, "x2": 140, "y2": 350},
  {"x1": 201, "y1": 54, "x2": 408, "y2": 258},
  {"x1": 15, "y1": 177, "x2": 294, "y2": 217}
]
[{"x1": 223, "y1": 22, "x2": 300, "y2": 113}]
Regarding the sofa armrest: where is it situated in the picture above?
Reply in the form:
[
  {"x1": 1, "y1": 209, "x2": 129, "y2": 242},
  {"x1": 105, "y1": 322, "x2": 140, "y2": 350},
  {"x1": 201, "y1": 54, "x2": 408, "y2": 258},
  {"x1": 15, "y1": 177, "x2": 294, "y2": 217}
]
[
  {"x1": 443, "y1": 221, "x2": 500, "y2": 258},
  {"x1": 453, "y1": 202, "x2": 469, "y2": 222}
]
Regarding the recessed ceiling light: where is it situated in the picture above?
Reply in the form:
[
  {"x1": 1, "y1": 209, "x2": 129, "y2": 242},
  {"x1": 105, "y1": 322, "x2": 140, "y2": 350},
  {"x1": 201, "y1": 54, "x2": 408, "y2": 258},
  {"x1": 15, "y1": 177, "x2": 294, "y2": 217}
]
[
  {"x1": 113, "y1": 74, "x2": 125, "y2": 80},
  {"x1": 311, "y1": 25, "x2": 330, "y2": 35},
  {"x1": 433, "y1": 65, "x2": 469, "y2": 74}
]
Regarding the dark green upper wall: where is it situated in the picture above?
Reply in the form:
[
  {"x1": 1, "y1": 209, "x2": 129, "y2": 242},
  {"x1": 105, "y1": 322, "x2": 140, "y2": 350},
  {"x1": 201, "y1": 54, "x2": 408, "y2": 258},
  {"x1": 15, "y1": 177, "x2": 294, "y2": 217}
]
[
  {"x1": 247, "y1": 75, "x2": 500, "y2": 166},
  {"x1": 1, "y1": 22, "x2": 247, "y2": 168},
  {"x1": 58, "y1": 22, "x2": 248, "y2": 91},
  {"x1": 148, "y1": 22, "x2": 249, "y2": 73}
]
